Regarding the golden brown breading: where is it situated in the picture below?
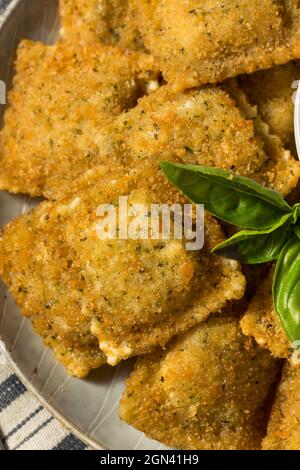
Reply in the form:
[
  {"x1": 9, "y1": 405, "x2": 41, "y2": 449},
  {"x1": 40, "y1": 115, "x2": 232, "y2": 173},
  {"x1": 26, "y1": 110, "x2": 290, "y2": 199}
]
[
  {"x1": 239, "y1": 61, "x2": 300, "y2": 153},
  {"x1": 129, "y1": 0, "x2": 300, "y2": 91},
  {"x1": 87, "y1": 85, "x2": 300, "y2": 198},
  {"x1": 119, "y1": 313, "x2": 280, "y2": 450},
  {"x1": 60, "y1": 0, "x2": 143, "y2": 50},
  {"x1": 2, "y1": 51, "x2": 299, "y2": 200},
  {"x1": 246, "y1": 116, "x2": 299, "y2": 195},
  {"x1": 0, "y1": 39, "x2": 158, "y2": 198},
  {"x1": 0, "y1": 199, "x2": 108, "y2": 377},
  {"x1": 263, "y1": 363, "x2": 300, "y2": 450},
  {"x1": 223, "y1": 78, "x2": 300, "y2": 194},
  {"x1": 240, "y1": 269, "x2": 293, "y2": 362},
  {"x1": 59, "y1": 0, "x2": 101, "y2": 42},
  {"x1": 0, "y1": 169, "x2": 246, "y2": 371}
]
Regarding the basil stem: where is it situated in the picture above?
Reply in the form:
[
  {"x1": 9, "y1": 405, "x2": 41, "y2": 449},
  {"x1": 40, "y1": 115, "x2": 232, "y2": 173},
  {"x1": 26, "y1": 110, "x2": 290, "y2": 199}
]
[
  {"x1": 273, "y1": 236, "x2": 300, "y2": 345},
  {"x1": 293, "y1": 203, "x2": 300, "y2": 222},
  {"x1": 212, "y1": 214, "x2": 293, "y2": 264},
  {"x1": 160, "y1": 162, "x2": 292, "y2": 230}
]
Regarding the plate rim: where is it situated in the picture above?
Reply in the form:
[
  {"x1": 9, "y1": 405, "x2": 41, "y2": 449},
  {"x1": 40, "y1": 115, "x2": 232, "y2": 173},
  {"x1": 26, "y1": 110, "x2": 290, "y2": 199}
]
[{"x1": 0, "y1": 0, "x2": 21, "y2": 27}]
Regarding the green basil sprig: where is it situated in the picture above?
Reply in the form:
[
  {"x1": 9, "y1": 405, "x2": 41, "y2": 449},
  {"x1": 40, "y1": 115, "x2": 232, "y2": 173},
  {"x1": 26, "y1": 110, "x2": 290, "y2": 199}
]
[
  {"x1": 160, "y1": 161, "x2": 300, "y2": 349},
  {"x1": 160, "y1": 162, "x2": 292, "y2": 229}
]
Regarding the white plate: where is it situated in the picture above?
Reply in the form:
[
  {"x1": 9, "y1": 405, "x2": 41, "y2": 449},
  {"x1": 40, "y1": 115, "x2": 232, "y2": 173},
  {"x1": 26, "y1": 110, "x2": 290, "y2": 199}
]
[{"x1": 0, "y1": 0, "x2": 167, "y2": 450}]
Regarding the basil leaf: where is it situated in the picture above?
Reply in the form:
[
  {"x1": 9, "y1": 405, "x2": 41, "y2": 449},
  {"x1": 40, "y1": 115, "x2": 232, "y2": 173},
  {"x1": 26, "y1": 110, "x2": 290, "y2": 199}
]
[
  {"x1": 212, "y1": 214, "x2": 293, "y2": 264},
  {"x1": 160, "y1": 162, "x2": 292, "y2": 229},
  {"x1": 273, "y1": 236, "x2": 300, "y2": 344},
  {"x1": 294, "y1": 223, "x2": 300, "y2": 240}
]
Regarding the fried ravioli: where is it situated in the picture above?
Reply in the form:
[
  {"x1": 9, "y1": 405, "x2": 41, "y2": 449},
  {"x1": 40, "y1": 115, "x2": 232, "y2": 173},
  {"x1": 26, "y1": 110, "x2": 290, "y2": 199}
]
[
  {"x1": 89, "y1": 85, "x2": 300, "y2": 197},
  {"x1": 239, "y1": 61, "x2": 300, "y2": 153},
  {"x1": 129, "y1": 0, "x2": 300, "y2": 91},
  {"x1": 0, "y1": 169, "x2": 245, "y2": 371},
  {"x1": 240, "y1": 269, "x2": 294, "y2": 362},
  {"x1": 1, "y1": 50, "x2": 299, "y2": 201},
  {"x1": 60, "y1": 0, "x2": 143, "y2": 50},
  {"x1": 263, "y1": 364, "x2": 300, "y2": 450},
  {"x1": 0, "y1": 39, "x2": 157, "y2": 198},
  {"x1": 119, "y1": 313, "x2": 279, "y2": 450}
]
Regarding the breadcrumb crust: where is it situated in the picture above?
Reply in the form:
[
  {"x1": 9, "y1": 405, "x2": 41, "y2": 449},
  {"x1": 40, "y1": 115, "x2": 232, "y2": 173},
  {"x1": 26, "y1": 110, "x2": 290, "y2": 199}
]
[
  {"x1": 263, "y1": 364, "x2": 300, "y2": 450},
  {"x1": 0, "y1": 170, "x2": 245, "y2": 374},
  {"x1": 239, "y1": 61, "x2": 300, "y2": 154},
  {"x1": 120, "y1": 313, "x2": 279, "y2": 450},
  {"x1": 130, "y1": 0, "x2": 300, "y2": 91}
]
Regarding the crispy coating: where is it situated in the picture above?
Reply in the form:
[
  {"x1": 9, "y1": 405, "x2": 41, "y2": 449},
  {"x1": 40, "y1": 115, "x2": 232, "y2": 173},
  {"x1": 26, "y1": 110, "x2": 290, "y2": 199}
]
[
  {"x1": 89, "y1": 85, "x2": 300, "y2": 197},
  {"x1": 240, "y1": 268, "x2": 293, "y2": 362},
  {"x1": 0, "y1": 39, "x2": 158, "y2": 198},
  {"x1": 0, "y1": 205, "x2": 107, "y2": 377},
  {"x1": 129, "y1": 0, "x2": 300, "y2": 91},
  {"x1": 242, "y1": 113, "x2": 299, "y2": 195},
  {"x1": 239, "y1": 61, "x2": 300, "y2": 153},
  {"x1": 223, "y1": 78, "x2": 300, "y2": 194},
  {"x1": 60, "y1": 0, "x2": 143, "y2": 50},
  {"x1": 48, "y1": 83, "x2": 300, "y2": 201},
  {"x1": 263, "y1": 364, "x2": 300, "y2": 450},
  {"x1": 0, "y1": 169, "x2": 245, "y2": 371},
  {"x1": 1, "y1": 48, "x2": 299, "y2": 200},
  {"x1": 119, "y1": 313, "x2": 280, "y2": 450}
]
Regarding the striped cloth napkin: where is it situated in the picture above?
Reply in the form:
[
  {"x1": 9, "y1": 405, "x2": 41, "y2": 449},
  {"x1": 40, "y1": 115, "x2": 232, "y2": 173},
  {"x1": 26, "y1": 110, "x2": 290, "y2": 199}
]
[
  {"x1": 0, "y1": 362, "x2": 88, "y2": 450},
  {"x1": 0, "y1": 0, "x2": 88, "y2": 451}
]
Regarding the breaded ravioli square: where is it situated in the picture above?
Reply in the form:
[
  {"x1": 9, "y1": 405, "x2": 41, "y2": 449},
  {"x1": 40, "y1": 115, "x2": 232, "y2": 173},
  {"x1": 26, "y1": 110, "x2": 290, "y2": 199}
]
[
  {"x1": 129, "y1": 0, "x2": 300, "y2": 91},
  {"x1": 240, "y1": 269, "x2": 293, "y2": 362},
  {"x1": 263, "y1": 364, "x2": 300, "y2": 450},
  {"x1": 93, "y1": 84, "x2": 300, "y2": 197},
  {"x1": 60, "y1": 0, "x2": 143, "y2": 50},
  {"x1": 0, "y1": 169, "x2": 245, "y2": 370},
  {"x1": 50, "y1": 84, "x2": 300, "y2": 201},
  {"x1": 0, "y1": 39, "x2": 157, "y2": 198},
  {"x1": 238, "y1": 61, "x2": 300, "y2": 154},
  {"x1": 1, "y1": 49, "x2": 299, "y2": 201},
  {"x1": 119, "y1": 313, "x2": 279, "y2": 450}
]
